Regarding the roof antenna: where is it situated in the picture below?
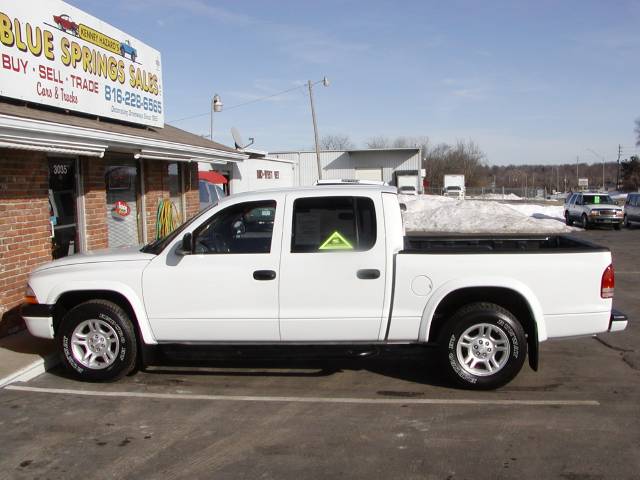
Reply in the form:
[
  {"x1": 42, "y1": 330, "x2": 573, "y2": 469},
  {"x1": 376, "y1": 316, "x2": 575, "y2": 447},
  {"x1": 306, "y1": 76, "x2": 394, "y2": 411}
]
[{"x1": 231, "y1": 127, "x2": 254, "y2": 150}]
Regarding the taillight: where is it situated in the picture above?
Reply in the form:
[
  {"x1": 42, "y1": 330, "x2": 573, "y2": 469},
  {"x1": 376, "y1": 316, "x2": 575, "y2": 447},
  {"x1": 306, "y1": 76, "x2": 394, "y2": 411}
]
[{"x1": 601, "y1": 265, "x2": 615, "y2": 299}]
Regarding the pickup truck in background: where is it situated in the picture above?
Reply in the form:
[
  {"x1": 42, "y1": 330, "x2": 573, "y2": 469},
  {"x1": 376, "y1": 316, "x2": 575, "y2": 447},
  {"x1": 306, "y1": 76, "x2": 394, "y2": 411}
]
[{"x1": 21, "y1": 185, "x2": 628, "y2": 389}]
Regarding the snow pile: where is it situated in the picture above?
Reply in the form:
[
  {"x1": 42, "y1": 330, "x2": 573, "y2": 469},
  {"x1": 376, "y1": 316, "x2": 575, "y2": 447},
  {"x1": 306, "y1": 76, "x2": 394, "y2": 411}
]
[
  {"x1": 467, "y1": 193, "x2": 523, "y2": 200},
  {"x1": 400, "y1": 195, "x2": 578, "y2": 234}
]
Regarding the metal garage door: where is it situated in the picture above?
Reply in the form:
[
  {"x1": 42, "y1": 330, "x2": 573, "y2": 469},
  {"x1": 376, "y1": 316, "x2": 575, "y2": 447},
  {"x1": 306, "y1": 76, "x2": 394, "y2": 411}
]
[{"x1": 355, "y1": 168, "x2": 383, "y2": 182}]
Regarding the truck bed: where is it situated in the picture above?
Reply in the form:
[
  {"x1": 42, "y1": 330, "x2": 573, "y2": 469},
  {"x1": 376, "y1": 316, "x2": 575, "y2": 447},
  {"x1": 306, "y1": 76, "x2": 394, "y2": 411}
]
[{"x1": 402, "y1": 234, "x2": 608, "y2": 254}]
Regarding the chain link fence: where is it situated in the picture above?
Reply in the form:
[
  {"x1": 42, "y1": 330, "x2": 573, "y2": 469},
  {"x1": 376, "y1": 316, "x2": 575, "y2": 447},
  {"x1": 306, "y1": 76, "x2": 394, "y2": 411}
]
[{"x1": 421, "y1": 186, "x2": 565, "y2": 201}]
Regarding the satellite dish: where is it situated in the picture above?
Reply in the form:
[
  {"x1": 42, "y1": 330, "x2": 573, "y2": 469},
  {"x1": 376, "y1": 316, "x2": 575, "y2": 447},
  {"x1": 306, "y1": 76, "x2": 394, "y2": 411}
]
[{"x1": 231, "y1": 127, "x2": 254, "y2": 150}]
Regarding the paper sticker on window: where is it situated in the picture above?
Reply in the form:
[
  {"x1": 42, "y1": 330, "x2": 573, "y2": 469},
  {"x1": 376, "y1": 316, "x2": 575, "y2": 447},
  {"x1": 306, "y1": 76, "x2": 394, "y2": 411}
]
[
  {"x1": 594, "y1": 196, "x2": 600, "y2": 204},
  {"x1": 319, "y1": 231, "x2": 353, "y2": 250}
]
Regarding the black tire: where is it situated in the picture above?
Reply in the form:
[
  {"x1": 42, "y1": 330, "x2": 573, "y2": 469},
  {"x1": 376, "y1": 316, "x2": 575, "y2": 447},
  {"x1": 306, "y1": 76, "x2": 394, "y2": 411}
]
[
  {"x1": 58, "y1": 300, "x2": 137, "y2": 382},
  {"x1": 564, "y1": 211, "x2": 573, "y2": 226},
  {"x1": 581, "y1": 214, "x2": 589, "y2": 230},
  {"x1": 437, "y1": 302, "x2": 527, "y2": 390},
  {"x1": 613, "y1": 223, "x2": 621, "y2": 231},
  {"x1": 624, "y1": 215, "x2": 631, "y2": 229}
]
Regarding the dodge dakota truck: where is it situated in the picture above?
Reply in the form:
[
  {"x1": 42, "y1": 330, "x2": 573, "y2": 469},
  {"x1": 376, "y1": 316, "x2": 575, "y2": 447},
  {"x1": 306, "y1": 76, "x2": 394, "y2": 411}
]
[{"x1": 21, "y1": 185, "x2": 628, "y2": 389}]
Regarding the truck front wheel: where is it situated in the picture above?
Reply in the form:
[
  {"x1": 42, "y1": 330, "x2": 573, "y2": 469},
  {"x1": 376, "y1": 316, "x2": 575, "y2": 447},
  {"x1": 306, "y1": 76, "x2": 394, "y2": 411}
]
[
  {"x1": 58, "y1": 300, "x2": 137, "y2": 382},
  {"x1": 438, "y1": 302, "x2": 527, "y2": 390}
]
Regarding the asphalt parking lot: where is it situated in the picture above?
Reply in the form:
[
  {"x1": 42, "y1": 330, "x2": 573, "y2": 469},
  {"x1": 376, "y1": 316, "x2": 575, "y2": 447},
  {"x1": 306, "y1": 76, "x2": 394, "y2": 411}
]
[{"x1": 1, "y1": 228, "x2": 639, "y2": 480}]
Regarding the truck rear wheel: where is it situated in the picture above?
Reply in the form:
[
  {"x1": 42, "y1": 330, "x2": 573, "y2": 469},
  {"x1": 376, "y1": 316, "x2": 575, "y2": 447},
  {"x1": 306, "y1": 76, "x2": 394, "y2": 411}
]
[
  {"x1": 58, "y1": 300, "x2": 137, "y2": 382},
  {"x1": 438, "y1": 302, "x2": 527, "y2": 390}
]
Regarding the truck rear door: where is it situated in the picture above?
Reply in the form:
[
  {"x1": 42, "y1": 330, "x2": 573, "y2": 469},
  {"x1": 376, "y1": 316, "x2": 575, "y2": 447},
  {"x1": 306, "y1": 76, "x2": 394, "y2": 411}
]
[{"x1": 279, "y1": 192, "x2": 387, "y2": 341}]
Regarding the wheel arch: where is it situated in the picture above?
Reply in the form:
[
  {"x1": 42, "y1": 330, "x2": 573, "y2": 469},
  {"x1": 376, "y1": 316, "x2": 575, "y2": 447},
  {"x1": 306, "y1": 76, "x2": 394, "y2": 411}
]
[
  {"x1": 420, "y1": 280, "x2": 546, "y2": 371},
  {"x1": 50, "y1": 284, "x2": 156, "y2": 346}
]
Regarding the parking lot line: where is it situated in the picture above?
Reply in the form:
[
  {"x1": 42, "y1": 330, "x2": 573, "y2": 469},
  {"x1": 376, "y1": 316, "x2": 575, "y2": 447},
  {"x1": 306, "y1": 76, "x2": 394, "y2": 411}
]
[{"x1": 4, "y1": 385, "x2": 600, "y2": 406}]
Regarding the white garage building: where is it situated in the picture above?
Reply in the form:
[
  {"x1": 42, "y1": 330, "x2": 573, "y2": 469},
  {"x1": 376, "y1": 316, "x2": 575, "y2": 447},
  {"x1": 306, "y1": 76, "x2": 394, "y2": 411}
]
[{"x1": 271, "y1": 148, "x2": 423, "y2": 190}]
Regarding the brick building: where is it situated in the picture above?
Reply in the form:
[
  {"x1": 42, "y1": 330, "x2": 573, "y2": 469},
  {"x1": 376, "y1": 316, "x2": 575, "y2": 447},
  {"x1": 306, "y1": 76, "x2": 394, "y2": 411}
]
[{"x1": 0, "y1": 100, "x2": 246, "y2": 336}]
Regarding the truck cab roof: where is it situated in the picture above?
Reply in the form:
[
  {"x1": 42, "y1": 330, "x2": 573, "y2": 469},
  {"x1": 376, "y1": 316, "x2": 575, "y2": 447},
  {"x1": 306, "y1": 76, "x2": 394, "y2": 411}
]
[{"x1": 221, "y1": 184, "x2": 398, "y2": 204}]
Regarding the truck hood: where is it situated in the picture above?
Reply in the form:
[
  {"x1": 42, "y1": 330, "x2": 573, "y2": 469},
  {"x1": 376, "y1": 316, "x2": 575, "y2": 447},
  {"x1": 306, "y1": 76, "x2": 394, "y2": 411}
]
[{"x1": 33, "y1": 246, "x2": 156, "y2": 272}]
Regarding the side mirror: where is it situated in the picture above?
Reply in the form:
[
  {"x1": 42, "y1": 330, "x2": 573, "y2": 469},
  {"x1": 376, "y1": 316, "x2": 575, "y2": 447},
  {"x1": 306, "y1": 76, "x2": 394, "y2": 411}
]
[{"x1": 175, "y1": 232, "x2": 193, "y2": 256}]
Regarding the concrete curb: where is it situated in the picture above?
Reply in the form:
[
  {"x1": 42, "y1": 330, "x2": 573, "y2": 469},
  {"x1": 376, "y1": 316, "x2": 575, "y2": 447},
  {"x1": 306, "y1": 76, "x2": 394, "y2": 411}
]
[{"x1": 0, "y1": 353, "x2": 59, "y2": 388}]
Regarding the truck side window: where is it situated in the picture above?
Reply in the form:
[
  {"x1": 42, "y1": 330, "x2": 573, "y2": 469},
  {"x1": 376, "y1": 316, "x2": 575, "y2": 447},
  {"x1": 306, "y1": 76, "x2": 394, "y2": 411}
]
[
  {"x1": 193, "y1": 200, "x2": 276, "y2": 254},
  {"x1": 291, "y1": 196, "x2": 376, "y2": 253}
]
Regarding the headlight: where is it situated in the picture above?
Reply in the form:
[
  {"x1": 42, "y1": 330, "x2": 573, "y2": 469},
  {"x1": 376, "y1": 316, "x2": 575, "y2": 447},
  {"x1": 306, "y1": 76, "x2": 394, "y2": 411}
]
[
  {"x1": 589, "y1": 210, "x2": 600, "y2": 216},
  {"x1": 24, "y1": 285, "x2": 38, "y2": 304},
  {"x1": 615, "y1": 210, "x2": 623, "y2": 217}
]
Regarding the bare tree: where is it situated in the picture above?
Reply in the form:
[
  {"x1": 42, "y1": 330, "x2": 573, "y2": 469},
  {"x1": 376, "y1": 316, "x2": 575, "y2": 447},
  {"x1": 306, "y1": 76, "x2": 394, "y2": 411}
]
[
  {"x1": 422, "y1": 139, "x2": 486, "y2": 188},
  {"x1": 364, "y1": 136, "x2": 391, "y2": 149},
  {"x1": 318, "y1": 134, "x2": 355, "y2": 151}
]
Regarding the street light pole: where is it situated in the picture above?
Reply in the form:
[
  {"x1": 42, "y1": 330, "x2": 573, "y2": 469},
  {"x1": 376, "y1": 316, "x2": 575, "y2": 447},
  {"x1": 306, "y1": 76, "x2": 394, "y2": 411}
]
[
  {"x1": 308, "y1": 77, "x2": 329, "y2": 181},
  {"x1": 210, "y1": 94, "x2": 223, "y2": 140}
]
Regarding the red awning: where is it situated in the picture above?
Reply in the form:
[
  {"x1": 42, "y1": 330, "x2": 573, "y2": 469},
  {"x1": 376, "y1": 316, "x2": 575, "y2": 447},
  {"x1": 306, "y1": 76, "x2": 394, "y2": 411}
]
[{"x1": 199, "y1": 171, "x2": 228, "y2": 184}]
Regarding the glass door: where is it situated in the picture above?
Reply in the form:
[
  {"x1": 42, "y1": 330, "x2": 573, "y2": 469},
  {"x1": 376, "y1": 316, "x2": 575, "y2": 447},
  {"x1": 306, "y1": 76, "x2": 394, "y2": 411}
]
[
  {"x1": 105, "y1": 158, "x2": 141, "y2": 247},
  {"x1": 48, "y1": 157, "x2": 78, "y2": 259}
]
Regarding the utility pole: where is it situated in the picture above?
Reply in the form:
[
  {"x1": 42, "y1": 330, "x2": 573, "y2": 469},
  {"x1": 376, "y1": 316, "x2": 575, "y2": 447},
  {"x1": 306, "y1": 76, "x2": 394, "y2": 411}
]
[
  {"x1": 308, "y1": 80, "x2": 322, "y2": 180},
  {"x1": 616, "y1": 144, "x2": 622, "y2": 190}
]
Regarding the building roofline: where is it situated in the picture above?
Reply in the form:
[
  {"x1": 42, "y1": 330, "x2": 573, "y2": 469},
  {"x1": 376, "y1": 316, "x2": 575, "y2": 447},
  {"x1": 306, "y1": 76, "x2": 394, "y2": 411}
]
[{"x1": 271, "y1": 147, "x2": 420, "y2": 154}]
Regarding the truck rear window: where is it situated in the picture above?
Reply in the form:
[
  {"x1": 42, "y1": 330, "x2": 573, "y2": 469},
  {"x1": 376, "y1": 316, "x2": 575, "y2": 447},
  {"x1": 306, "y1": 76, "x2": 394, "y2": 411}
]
[{"x1": 291, "y1": 196, "x2": 376, "y2": 253}]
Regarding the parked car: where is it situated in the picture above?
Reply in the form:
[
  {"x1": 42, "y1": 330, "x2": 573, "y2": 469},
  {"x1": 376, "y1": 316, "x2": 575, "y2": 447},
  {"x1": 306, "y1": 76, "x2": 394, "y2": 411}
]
[
  {"x1": 198, "y1": 180, "x2": 226, "y2": 210},
  {"x1": 21, "y1": 185, "x2": 627, "y2": 389},
  {"x1": 623, "y1": 192, "x2": 640, "y2": 228},
  {"x1": 53, "y1": 14, "x2": 78, "y2": 34},
  {"x1": 564, "y1": 192, "x2": 623, "y2": 229},
  {"x1": 120, "y1": 40, "x2": 137, "y2": 62}
]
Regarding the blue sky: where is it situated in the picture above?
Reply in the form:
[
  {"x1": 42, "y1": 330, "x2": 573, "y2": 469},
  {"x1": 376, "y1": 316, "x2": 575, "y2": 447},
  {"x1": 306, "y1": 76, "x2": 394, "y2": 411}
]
[{"x1": 74, "y1": 0, "x2": 640, "y2": 165}]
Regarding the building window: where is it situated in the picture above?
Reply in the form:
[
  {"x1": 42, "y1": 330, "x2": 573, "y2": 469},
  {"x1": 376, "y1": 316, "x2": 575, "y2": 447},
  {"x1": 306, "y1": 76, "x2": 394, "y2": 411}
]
[{"x1": 167, "y1": 162, "x2": 183, "y2": 220}]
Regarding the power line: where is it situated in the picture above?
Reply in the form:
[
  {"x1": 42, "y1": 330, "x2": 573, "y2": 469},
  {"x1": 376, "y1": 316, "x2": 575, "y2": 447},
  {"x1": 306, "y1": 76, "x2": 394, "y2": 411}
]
[{"x1": 167, "y1": 84, "x2": 307, "y2": 124}]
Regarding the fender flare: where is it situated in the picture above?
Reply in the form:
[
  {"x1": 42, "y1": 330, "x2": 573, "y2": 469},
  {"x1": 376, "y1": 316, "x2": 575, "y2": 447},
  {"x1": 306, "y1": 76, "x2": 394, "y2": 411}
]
[
  {"x1": 418, "y1": 276, "x2": 548, "y2": 343},
  {"x1": 46, "y1": 281, "x2": 157, "y2": 345}
]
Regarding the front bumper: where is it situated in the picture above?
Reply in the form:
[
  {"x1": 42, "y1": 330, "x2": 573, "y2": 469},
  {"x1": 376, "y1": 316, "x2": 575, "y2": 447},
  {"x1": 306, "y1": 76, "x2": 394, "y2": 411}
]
[
  {"x1": 20, "y1": 303, "x2": 55, "y2": 339},
  {"x1": 609, "y1": 309, "x2": 628, "y2": 332},
  {"x1": 589, "y1": 216, "x2": 623, "y2": 224}
]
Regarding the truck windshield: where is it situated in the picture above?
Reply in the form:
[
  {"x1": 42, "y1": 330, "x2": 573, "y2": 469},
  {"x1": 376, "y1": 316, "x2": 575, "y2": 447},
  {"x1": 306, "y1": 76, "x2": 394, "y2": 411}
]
[
  {"x1": 583, "y1": 195, "x2": 613, "y2": 205},
  {"x1": 141, "y1": 202, "x2": 217, "y2": 254}
]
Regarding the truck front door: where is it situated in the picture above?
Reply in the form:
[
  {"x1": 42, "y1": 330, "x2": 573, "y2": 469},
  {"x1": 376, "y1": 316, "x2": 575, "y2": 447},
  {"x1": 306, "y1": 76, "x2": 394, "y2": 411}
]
[
  {"x1": 278, "y1": 194, "x2": 387, "y2": 341},
  {"x1": 142, "y1": 197, "x2": 283, "y2": 341}
]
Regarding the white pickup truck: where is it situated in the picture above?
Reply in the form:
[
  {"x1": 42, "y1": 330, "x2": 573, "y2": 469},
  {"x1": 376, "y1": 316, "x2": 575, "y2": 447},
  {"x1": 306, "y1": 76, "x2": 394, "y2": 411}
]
[{"x1": 21, "y1": 185, "x2": 628, "y2": 389}]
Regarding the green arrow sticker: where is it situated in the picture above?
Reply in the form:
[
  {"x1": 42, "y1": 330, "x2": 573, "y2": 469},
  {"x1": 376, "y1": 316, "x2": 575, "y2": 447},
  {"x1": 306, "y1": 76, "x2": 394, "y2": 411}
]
[{"x1": 318, "y1": 231, "x2": 354, "y2": 250}]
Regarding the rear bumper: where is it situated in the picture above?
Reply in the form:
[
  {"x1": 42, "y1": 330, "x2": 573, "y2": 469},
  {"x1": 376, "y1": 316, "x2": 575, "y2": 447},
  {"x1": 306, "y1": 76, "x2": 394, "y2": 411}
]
[
  {"x1": 609, "y1": 309, "x2": 628, "y2": 332},
  {"x1": 20, "y1": 303, "x2": 55, "y2": 339}
]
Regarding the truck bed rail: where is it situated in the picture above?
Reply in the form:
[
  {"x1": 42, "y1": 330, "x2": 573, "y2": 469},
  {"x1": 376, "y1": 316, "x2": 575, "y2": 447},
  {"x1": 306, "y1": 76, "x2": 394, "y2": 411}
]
[{"x1": 402, "y1": 234, "x2": 609, "y2": 254}]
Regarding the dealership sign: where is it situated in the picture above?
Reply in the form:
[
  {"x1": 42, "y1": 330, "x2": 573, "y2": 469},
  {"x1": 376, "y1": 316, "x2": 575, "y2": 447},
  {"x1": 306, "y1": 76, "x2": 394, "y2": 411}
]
[{"x1": 0, "y1": 0, "x2": 164, "y2": 127}]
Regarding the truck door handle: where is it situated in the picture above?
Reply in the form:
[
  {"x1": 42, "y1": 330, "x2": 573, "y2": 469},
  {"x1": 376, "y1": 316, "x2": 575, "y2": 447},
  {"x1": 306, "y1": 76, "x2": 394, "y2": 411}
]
[
  {"x1": 253, "y1": 270, "x2": 276, "y2": 281},
  {"x1": 357, "y1": 269, "x2": 380, "y2": 280}
]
